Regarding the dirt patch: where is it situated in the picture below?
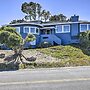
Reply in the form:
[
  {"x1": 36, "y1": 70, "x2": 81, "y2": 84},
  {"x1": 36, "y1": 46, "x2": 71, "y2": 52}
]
[{"x1": 0, "y1": 50, "x2": 60, "y2": 63}]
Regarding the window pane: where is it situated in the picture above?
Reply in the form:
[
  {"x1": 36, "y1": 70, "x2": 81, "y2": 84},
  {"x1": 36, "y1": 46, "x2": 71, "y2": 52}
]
[
  {"x1": 56, "y1": 25, "x2": 62, "y2": 33},
  {"x1": 36, "y1": 28, "x2": 39, "y2": 33},
  {"x1": 80, "y1": 24, "x2": 87, "y2": 31},
  {"x1": 30, "y1": 40, "x2": 36, "y2": 45},
  {"x1": 16, "y1": 27, "x2": 20, "y2": 33},
  {"x1": 24, "y1": 27, "x2": 29, "y2": 33},
  {"x1": 63, "y1": 25, "x2": 70, "y2": 32},
  {"x1": 88, "y1": 25, "x2": 90, "y2": 30},
  {"x1": 30, "y1": 28, "x2": 35, "y2": 33}
]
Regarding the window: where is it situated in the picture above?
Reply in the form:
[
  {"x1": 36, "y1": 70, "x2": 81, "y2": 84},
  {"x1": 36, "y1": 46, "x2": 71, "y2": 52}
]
[
  {"x1": 30, "y1": 40, "x2": 36, "y2": 45},
  {"x1": 23, "y1": 26, "x2": 39, "y2": 34},
  {"x1": 63, "y1": 25, "x2": 70, "y2": 32},
  {"x1": 80, "y1": 24, "x2": 87, "y2": 32},
  {"x1": 88, "y1": 24, "x2": 90, "y2": 30},
  {"x1": 15, "y1": 27, "x2": 20, "y2": 33},
  {"x1": 36, "y1": 28, "x2": 39, "y2": 33},
  {"x1": 24, "y1": 26, "x2": 29, "y2": 33},
  {"x1": 30, "y1": 28, "x2": 35, "y2": 33},
  {"x1": 55, "y1": 25, "x2": 62, "y2": 33},
  {"x1": 55, "y1": 25, "x2": 70, "y2": 33},
  {"x1": 43, "y1": 37, "x2": 48, "y2": 39}
]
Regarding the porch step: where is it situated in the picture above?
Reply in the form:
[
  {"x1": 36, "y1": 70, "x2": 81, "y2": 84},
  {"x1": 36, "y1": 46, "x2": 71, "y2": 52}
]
[
  {"x1": 52, "y1": 35, "x2": 61, "y2": 45},
  {"x1": 41, "y1": 35, "x2": 61, "y2": 45}
]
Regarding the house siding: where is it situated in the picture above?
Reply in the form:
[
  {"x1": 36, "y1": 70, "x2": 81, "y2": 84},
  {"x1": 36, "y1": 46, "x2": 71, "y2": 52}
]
[
  {"x1": 70, "y1": 23, "x2": 79, "y2": 37},
  {"x1": 55, "y1": 33, "x2": 71, "y2": 44},
  {"x1": 6, "y1": 15, "x2": 90, "y2": 49}
]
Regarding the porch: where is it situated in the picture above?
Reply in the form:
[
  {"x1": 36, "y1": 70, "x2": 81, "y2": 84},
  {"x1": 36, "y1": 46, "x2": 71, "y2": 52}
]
[{"x1": 40, "y1": 27, "x2": 61, "y2": 45}]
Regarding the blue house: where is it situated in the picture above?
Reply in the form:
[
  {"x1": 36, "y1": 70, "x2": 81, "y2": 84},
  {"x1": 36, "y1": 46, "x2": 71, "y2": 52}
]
[{"x1": 7, "y1": 15, "x2": 90, "y2": 48}]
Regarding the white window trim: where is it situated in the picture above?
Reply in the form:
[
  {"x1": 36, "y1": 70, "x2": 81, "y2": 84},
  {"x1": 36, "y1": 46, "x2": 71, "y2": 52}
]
[
  {"x1": 55, "y1": 25, "x2": 70, "y2": 33},
  {"x1": 62, "y1": 25, "x2": 70, "y2": 33},
  {"x1": 87, "y1": 24, "x2": 90, "y2": 30},
  {"x1": 23, "y1": 26, "x2": 30, "y2": 33},
  {"x1": 80, "y1": 24, "x2": 88, "y2": 32},
  {"x1": 29, "y1": 40, "x2": 36, "y2": 45},
  {"x1": 23, "y1": 26, "x2": 39, "y2": 34},
  {"x1": 55, "y1": 25, "x2": 62, "y2": 33},
  {"x1": 30, "y1": 27, "x2": 37, "y2": 34},
  {"x1": 15, "y1": 27, "x2": 20, "y2": 33}
]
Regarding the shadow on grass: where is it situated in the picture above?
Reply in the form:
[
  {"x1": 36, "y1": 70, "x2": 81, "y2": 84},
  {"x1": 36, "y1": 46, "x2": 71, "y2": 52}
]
[{"x1": 0, "y1": 63, "x2": 19, "y2": 72}]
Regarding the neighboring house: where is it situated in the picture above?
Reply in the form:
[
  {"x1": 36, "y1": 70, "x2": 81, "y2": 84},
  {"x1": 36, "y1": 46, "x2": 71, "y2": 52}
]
[{"x1": 7, "y1": 15, "x2": 90, "y2": 48}]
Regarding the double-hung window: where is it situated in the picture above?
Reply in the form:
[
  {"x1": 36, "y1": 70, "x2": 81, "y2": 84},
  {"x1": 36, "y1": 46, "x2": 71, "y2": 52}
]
[
  {"x1": 80, "y1": 24, "x2": 87, "y2": 32},
  {"x1": 15, "y1": 27, "x2": 20, "y2": 33},
  {"x1": 30, "y1": 27, "x2": 36, "y2": 34},
  {"x1": 88, "y1": 24, "x2": 90, "y2": 30},
  {"x1": 55, "y1": 25, "x2": 70, "y2": 33},
  {"x1": 63, "y1": 25, "x2": 70, "y2": 32},
  {"x1": 55, "y1": 25, "x2": 62, "y2": 33},
  {"x1": 23, "y1": 26, "x2": 39, "y2": 34},
  {"x1": 24, "y1": 26, "x2": 29, "y2": 33}
]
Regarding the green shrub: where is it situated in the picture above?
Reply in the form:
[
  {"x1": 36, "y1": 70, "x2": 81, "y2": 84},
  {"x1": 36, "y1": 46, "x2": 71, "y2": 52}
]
[
  {"x1": 0, "y1": 63, "x2": 19, "y2": 71},
  {"x1": 37, "y1": 41, "x2": 52, "y2": 48}
]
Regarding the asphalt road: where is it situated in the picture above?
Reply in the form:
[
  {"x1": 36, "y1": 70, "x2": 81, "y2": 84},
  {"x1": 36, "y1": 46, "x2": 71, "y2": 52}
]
[{"x1": 0, "y1": 66, "x2": 90, "y2": 90}]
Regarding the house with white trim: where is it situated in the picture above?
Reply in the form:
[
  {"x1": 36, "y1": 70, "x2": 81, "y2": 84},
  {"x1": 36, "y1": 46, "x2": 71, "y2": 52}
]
[{"x1": 7, "y1": 15, "x2": 90, "y2": 48}]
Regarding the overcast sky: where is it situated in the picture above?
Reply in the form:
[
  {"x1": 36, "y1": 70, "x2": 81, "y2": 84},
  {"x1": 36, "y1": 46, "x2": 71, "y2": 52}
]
[{"x1": 0, "y1": 0, "x2": 90, "y2": 26}]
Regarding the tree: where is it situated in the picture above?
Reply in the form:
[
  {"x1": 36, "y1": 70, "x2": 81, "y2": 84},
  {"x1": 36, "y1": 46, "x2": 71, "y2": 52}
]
[
  {"x1": 10, "y1": 19, "x2": 25, "y2": 24},
  {"x1": 80, "y1": 31, "x2": 90, "y2": 48},
  {"x1": 21, "y1": 2, "x2": 51, "y2": 21},
  {"x1": 59, "y1": 14, "x2": 67, "y2": 22},
  {"x1": 41, "y1": 10, "x2": 51, "y2": 22},
  {"x1": 21, "y1": 2, "x2": 41, "y2": 21},
  {"x1": 49, "y1": 14, "x2": 67, "y2": 22},
  {"x1": 0, "y1": 26, "x2": 36, "y2": 64},
  {"x1": 21, "y1": 2, "x2": 36, "y2": 20},
  {"x1": 36, "y1": 3, "x2": 42, "y2": 20}
]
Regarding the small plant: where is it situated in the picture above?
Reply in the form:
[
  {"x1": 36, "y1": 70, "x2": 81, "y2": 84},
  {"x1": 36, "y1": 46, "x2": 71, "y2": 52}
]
[
  {"x1": 19, "y1": 64, "x2": 26, "y2": 69},
  {"x1": 38, "y1": 41, "x2": 52, "y2": 48}
]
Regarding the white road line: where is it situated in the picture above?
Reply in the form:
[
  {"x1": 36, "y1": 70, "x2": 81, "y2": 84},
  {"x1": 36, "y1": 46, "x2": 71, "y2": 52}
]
[{"x1": 0, "y1": 78, "x2": 90, "y2": 85}]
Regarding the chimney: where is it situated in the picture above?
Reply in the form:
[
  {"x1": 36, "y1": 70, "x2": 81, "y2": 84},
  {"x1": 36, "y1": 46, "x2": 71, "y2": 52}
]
[{"x1": 70, "y1": 15, "x2": 79, "y2": 22}]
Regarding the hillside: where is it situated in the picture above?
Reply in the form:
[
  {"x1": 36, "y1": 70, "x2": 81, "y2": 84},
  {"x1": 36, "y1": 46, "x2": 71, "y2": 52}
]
[
  {"x1": 36, "y1": 45, "x2": 90, "y2": 67},
  {"x1": 0, "y1": 45, "x2": 90, "y2": 69}
]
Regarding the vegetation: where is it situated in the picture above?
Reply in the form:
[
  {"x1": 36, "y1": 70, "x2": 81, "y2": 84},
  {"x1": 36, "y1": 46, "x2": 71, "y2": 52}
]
[
  {"x1": 10, "y1": 1, "x2": 68, "y2": 24},
  {"x1": 0, "y1": 44, "x2": 90, "y2": 70},
  {"x1": 5, "y1": 44, "x2": 90, "y2": 69},
  {"x1": 37, "y1": 41, "x2": 52, "y2": 48},
  {"x1": 21, "y1": 2, "x2": 51, "y2": 21},
  {"x1": 10, "y1": 19, "x2": 25, "y2": 24},
  {"x1": 79, "y1": 30, "x2": 90, "y2": 48},
  {"x1": 49, "y1": 14, "x2": 67, "y2": 22},
  {"x1": 36, "y1": 45, "x2": 90, "y2": 67},
  {"x1": 0, "y1": 26, "x2": 36, "y2": 64}
]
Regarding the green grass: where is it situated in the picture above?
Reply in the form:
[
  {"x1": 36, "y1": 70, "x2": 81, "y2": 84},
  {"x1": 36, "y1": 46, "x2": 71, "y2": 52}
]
[{"x1": 36, "y1": 45, "x2": 90, "y2": 67}]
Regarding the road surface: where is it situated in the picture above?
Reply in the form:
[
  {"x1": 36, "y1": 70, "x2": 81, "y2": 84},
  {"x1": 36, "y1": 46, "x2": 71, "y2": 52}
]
[{"x1": 0, "y1": 66, "x2": 90, "y2": 90}]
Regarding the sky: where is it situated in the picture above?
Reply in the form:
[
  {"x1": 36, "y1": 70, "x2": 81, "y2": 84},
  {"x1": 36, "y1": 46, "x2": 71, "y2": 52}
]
[{"x1": 0, "y1": 0, "x2": 90, "y2": 26}]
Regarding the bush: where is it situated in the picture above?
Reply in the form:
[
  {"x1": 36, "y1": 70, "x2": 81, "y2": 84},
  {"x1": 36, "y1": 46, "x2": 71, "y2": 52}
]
[
  {"x1": 0, "y1": 63, "x2": 19, "y2": 71},
  {"x1": 37, "y1": 41, "x2": 52, "y2": 48},
  {"x1": 19, "y1": 64, "x2": 26, "y2": 69}
]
